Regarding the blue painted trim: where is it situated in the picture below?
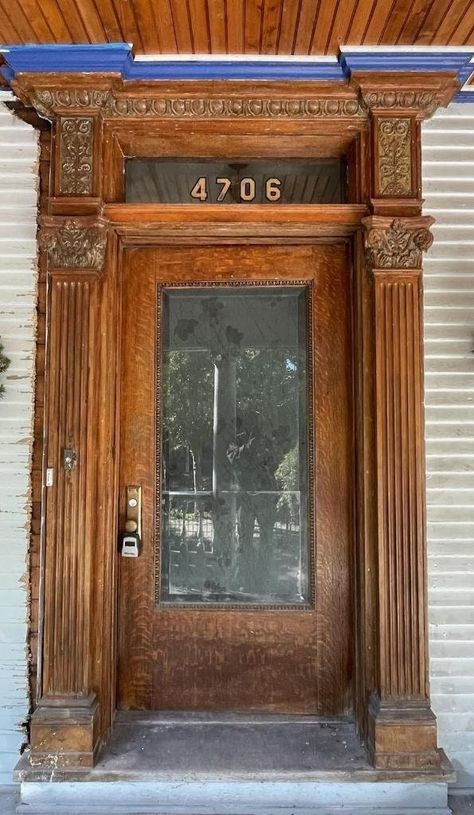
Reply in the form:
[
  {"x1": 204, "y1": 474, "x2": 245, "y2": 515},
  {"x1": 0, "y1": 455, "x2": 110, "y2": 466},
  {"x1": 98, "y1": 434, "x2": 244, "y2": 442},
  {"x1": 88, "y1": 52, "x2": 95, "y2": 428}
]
[
  {"x1": 0, "y1": 43, "x2": 342, "y2": 82},
  {"x1": 127, "y1": 60, "x2": 343, "y2": 81},
  {"x1": 1, "y1": 43, "x2": 473, "y2": 100},
  {"x1": 339, "y1": 51, "x2": 474, "y2": 77},
  {"x1": 454, "y1": 90, "x2": 474, "y2": 103},
  {"x1": 1, "y1": 43, "x2": 132, "y2": 76},
  {"x1": 341, "y1": 49, "x2": 474, "y2": 101}
]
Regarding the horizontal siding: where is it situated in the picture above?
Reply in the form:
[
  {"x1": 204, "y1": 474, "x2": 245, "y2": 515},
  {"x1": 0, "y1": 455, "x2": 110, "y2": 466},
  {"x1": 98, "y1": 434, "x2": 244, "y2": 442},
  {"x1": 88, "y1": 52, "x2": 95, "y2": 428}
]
[
  {"x1": 423, "y1": 102, "x2": 474, "y2": 791},
  {"x1": 0, "y1": 97, "x2": 38, "y2": 785}
]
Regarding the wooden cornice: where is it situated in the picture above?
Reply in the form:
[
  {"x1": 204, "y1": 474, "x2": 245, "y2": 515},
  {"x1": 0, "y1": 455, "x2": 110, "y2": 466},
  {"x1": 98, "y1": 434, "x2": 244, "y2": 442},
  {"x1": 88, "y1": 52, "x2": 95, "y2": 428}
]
[
  {"x1": 352, "y1": 71, "x2": 460, "y2": 119},
  {"x1": 12, "y1": 75, "x2": 367, "y2": 122}
]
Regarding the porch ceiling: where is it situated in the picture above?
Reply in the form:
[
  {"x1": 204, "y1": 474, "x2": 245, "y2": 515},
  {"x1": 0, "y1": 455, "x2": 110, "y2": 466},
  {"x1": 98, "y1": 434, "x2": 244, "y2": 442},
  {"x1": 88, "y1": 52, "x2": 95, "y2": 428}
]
[{"x1": 0, "y1": 0, "x2": 473, "y2": 54}]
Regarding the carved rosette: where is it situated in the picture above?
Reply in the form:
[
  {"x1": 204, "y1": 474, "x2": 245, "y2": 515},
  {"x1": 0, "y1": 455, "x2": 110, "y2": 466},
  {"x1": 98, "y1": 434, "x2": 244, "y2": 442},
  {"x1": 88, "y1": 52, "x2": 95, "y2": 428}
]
[
  {"x1": 377, "y1": 118, "x2": 412, "y2": 196},
  {"x1": 59, "y1": 117, "x2": 94, "y2": 195},
  {"x1": 362, "y1": 217, "x2": 434, "y2": 270},
  {"x1": 39, "y1": 219, "x2": 107, "y2": 271}
]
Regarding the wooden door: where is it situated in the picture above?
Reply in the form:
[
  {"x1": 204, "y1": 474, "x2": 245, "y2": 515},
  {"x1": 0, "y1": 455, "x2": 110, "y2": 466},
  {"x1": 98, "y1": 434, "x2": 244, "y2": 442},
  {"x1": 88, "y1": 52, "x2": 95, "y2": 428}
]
[{"x1": 118, "y1": 243, "x2": 353, "y2": 714}]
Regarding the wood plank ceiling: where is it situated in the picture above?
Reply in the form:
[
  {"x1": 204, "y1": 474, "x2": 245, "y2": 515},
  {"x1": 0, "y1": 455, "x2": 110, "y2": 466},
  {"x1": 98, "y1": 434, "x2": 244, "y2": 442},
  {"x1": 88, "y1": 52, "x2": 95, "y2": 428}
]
[{"x1": 0, "y1": 0, "x2": 472, "y2": 53}]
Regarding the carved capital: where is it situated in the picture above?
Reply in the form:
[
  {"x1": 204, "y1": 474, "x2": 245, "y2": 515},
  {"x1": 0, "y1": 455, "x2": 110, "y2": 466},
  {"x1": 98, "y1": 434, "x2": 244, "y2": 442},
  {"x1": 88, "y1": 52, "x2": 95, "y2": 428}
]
[
  {"x1": 39, "y1": 218, "x2": 107, "y2": 272},
  {"x1": 362, "y1": 216, "x2": 434, "y2": 269}
]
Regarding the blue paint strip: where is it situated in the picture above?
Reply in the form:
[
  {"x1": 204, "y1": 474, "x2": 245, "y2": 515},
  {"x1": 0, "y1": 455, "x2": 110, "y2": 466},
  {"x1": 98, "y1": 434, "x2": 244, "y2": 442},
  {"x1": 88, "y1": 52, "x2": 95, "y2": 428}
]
[
  {"x1": 341, "y1": 50, "x2": 474, "y2": 102},
  {"x1": 127, "y1": 60, "x2": 343, "y2": 81},
  {"x1": 0, "y1": 43, "x2": 342, "y2": 82},
  {"x1": 1, "y1": 43, "x2": 132, "y2": 75},
  {"x1": 1, "y1": 43, "x2": 473, "y2": 99},
  {"x1": 454, "y1": 90, "x2": 474, "y2": 103},
  {"x1": 340, "y1": 51, "x2": 474, "y2": 76}
]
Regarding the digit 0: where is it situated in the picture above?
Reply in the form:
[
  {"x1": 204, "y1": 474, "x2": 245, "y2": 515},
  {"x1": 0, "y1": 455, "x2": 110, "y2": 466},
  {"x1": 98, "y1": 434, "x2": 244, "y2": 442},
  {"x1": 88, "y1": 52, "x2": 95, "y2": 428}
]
[{"x1": 240, "y1": 177, "x2": 256, "y2": 202}]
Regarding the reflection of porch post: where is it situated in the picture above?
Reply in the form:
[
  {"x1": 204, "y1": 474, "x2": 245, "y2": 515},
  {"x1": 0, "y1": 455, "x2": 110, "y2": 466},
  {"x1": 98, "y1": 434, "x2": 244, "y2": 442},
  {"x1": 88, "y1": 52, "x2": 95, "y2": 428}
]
[
  {"x1": 212, "y1": 353, "x2": 236, "y2": 495},
  {"x1": 212, "y1": 354, "x2": 237, "y2": 574},
  {"x1": 30, "y1": 218, "x2": 108, "y2": 767}
]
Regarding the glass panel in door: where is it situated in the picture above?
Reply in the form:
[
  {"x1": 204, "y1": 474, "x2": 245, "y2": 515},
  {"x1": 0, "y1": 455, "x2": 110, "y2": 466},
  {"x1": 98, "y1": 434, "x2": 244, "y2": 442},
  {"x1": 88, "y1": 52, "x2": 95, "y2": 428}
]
[{"x1": 160, "y1": 285, "x2": 311, "y2": 607}]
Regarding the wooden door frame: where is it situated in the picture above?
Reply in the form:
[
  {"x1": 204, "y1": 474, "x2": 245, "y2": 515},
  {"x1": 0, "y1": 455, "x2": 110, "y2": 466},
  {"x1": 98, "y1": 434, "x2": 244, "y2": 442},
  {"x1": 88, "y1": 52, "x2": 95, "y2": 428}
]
[{"x1": 12, "y1": 71, "x2": 459, "y2": 773}]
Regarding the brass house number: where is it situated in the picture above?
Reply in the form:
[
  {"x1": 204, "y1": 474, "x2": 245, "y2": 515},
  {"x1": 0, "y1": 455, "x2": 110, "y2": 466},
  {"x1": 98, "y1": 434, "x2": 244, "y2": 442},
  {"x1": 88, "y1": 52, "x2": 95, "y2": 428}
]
[
  {"x1": 190, "y1": 176, "x2": 282, "y2": 202},
  {"x1": 124, "y1": 159, "x2": 347, "y2": 204}
]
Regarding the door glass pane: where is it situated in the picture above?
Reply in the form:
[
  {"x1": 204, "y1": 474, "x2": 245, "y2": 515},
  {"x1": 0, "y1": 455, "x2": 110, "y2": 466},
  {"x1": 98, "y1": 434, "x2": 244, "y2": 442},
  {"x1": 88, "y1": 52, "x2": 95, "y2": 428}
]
[
  {"x1": 160, "y1": 286, "x2": 311, "y2": 606},
  {"x1": 126, "y1": 158, "x2": 346, "y2": 204}
]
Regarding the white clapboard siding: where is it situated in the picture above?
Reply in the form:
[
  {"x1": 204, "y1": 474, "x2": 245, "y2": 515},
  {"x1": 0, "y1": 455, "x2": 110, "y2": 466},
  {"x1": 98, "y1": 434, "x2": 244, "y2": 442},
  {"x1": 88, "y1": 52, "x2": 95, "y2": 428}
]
[
  {"x1": 0, "y1": 97, "x2": 38, "y2": 785},
  {"x1": 423, "y1": 102, "x2": 474, "y2": 791}
]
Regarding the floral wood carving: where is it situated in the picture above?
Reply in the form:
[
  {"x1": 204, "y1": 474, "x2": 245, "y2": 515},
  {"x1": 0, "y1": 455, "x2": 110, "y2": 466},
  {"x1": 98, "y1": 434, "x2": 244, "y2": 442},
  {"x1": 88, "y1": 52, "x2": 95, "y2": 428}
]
[
  {"x1": 59, "y1": 118, "x2": 94, "y2": 195},
  {"x1": 363, "y1": 217, "x2": 434, "y2": 269},
  {"x1": 105, "y1": 97, "x2": 364, "y2": 118},
  {"x1": 40, "y1": 219, "x2": 107, "y2": 271},
  {"x1": 377, "y1": 118, "x2": 412, "y2": 196}
]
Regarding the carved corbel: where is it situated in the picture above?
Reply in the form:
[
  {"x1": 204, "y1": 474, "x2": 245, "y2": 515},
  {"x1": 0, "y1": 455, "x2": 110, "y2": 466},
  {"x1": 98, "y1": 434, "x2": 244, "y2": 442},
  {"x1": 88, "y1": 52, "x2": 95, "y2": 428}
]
[
  {"x1": 353, "y1": 73, "x2": 459, "y2": 210},
  {"x1": 354, "y1": 72, "x2": 459, "y2": 120},
  {"x1": 362, "y1": 216, "x2": 434, "y2": 269},
  {"x1": 28, "y1": 88, "x2": 111, "y2": 120},
  {"x1": 12, "y1": 78, "x2": 112, "y2": 200},
  {"x1": 39, "y1": 217, "x2": 108, "y2": 273}
]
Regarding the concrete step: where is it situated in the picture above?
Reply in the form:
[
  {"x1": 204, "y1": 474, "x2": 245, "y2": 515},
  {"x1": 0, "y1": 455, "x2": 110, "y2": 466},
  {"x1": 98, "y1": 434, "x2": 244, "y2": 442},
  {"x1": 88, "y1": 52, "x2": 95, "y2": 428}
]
[
  {"x1": 17, "y1": 778, "x2": 452, "y2": 815},
  {"x1": 14, "y1": 715, "x2": 455, "y2": 814}
]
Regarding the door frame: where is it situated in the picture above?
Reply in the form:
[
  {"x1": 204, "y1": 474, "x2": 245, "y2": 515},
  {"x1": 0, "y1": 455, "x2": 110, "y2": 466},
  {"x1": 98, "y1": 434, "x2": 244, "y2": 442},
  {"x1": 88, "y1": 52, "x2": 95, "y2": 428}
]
[{"x1": 12, "y1": 71, "x2": 458, "y2": 772}]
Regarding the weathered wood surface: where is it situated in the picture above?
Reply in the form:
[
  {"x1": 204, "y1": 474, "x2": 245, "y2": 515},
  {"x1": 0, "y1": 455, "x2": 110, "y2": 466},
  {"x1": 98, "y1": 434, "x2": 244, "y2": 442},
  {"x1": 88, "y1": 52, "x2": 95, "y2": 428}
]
[{"x1": 118, "y1": 244, "x2": 353, "y2": 713}]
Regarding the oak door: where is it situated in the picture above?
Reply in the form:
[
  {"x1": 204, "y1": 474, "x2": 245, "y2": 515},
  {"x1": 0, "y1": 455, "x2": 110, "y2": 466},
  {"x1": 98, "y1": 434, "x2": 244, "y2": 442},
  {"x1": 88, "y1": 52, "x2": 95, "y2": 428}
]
[{"x1": 118, "y1": 243, "x2": 353, "y2": 713}]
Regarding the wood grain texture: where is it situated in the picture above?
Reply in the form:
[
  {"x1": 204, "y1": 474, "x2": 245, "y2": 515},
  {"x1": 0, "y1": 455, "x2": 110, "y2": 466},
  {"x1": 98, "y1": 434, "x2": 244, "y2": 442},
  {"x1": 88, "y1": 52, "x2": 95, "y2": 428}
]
[
  {"x1": 41, "y1": 274, "x2": 98, "y2": 697},
  {"x1": 29, "y1": 214, "x2": 120, "y2": 765},
  {"x1": 118, "y1": 243, "x2": 354, "y2": 714},
  {"x1": 353, "y1": 75, "x2": 443, "y2": 768},
  {"x1": 373, "y1": 270, "x2": 428, "y2": 701},
  {"x1": 29, "y1": 269, "x2": 103, "y2": 768},
  {"x1": 0, "y1": 0, "x2": 472, "y2": 51}
]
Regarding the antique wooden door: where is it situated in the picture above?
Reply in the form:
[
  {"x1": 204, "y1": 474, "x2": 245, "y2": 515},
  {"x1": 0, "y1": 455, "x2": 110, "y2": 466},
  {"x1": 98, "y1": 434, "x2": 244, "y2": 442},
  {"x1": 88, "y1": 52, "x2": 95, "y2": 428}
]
[{"x1": 117, "y1": 242, "x2": 353, "y2": 714}]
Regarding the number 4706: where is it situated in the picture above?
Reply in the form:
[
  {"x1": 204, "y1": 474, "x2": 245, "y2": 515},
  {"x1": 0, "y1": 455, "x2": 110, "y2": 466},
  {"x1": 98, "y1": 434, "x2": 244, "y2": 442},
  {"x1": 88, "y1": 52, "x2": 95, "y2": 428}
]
[{"x1": 190, "y1": 176, "x2": 281, "y2": 202}]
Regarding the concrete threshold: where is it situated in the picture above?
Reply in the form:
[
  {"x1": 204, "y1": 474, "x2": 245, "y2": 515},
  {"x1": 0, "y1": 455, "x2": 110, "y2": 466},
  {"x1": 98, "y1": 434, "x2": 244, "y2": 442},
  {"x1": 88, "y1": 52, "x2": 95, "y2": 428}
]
[{"x1": 15, "y1": 713, "x2": 455, "y2": 814}]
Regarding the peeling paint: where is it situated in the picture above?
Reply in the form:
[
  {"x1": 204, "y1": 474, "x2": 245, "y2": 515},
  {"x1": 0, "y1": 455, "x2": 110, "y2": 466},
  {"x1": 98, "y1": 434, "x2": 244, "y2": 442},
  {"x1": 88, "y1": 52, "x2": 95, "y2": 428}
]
[{"x1": 0, "y1": 101, "x2": 39, "y2": 783}]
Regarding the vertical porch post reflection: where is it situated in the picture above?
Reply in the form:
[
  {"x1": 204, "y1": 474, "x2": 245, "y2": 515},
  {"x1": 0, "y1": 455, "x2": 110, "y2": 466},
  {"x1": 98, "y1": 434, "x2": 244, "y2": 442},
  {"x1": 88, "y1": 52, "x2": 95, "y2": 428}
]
[{"x1": 212, "y1": 353, "x2": 237, "y2": 577}]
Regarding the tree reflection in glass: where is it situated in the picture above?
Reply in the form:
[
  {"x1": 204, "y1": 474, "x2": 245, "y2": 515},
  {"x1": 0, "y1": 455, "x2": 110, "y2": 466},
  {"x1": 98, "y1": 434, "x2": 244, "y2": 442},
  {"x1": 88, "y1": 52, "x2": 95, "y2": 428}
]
[{"x1": 161, "y1": 286, "x2": 310, "y2": 605}]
